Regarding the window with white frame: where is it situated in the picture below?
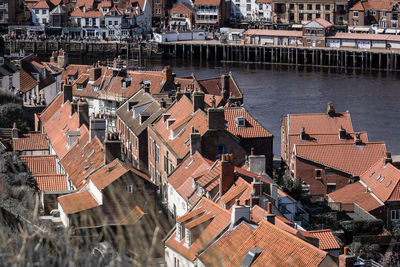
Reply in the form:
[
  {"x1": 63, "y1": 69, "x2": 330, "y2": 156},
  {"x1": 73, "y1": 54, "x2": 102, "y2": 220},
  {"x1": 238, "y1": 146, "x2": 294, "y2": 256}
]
[
  {"x1": 353, "y1": 11, "x2": 358, "y2": 17},
  {"x1": 391, "y1": 209, "x2": 400, "y2": 221},
  {"x1": 156, "y1": 8, "x2": 161, "y2": 14},
  {"x1": 126, "y1": 185, "x2": 133, "y2": 193}
]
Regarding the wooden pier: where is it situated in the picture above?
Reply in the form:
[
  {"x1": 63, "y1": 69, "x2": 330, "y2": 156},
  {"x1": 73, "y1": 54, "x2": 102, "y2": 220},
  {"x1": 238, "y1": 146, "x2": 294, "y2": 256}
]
[{"x1": 159, "y1": 42, "x2": 400, "y2": 71}]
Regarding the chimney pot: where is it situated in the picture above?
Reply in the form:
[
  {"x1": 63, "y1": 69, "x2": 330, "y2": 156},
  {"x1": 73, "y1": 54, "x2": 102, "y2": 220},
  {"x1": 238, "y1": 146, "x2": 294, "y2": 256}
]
[
  {"x1": 327, "y1": 102, "x2": 336, "y2": 117},
  {"x1": 267, "y1": 202, "x2": 272, "y2": 214}
]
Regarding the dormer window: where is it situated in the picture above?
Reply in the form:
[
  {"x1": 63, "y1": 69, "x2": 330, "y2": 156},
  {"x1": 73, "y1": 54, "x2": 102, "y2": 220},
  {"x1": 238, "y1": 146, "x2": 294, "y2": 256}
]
[
  {"x1": 162, "y1": 113, "x2": 171, "y2": 122},
  {"x1": 167, "y1": 118, "x2": 176, "y2": 129},
  {"x1": 77, "y1": 83, "x2": 84, "y2": 90},
  {"x1": 235, "y1": 117, "x2": 246, "y2": 127},
  {"x1": 92, "y1": 85, "x2": 100, "y2": 91}
]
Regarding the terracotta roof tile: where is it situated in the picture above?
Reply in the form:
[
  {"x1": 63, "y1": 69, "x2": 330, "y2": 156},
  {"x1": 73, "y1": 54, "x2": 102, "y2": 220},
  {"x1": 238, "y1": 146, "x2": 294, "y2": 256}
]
[
  {"x1": 360, "y1": 160, "x2": 400, "y2": 202},
  {"x1": 313, "y1": 18, "x2": 333, "y2": 28},
  {"x1": 58, "y1": 191, "x2": 99, "y2": 215},
  {"x1": 295, "y1": 142, "x2": 387, "y2": 176},
  {"x1": 194, "y1": 0, "x2": 221, "y2": 5},
  {"x1": 42, "y1": 101, "x2": 80, "y2": 159},
  {"x1": 307, "y1": 229, "x2": 341, "y2": 250},
  {"x1": 119, "y1": 205, "x2": 145, "y2": 225},
  {"x1": 39, "y1": 93, "x2": 64, "y2": 125},
  {"x1": 19, "y1": 70, "x2": 38, "y2": 93},
  {"x1": 20, "y1": 155, "x2": 57, "y2": 175},
  {"x1": 35, "y1": 174, "x2": 68, "y2": 192},
  {"x1": 245, "y1": 29, "x2": 303, "y2": 37},
  {"x1": 224, "y1": 107, "x2": 272, "y2": 138},
  {"x1": 165, "y1": 197, "x2": 231, "y2": 261},
  {"x1": 33, "y1": 0, "x2": 50, "y2": 9},
  {"x1": 170, "y1": 2, "x2": 195, "y2": 14},
  {"x1": 89, "y1": 159, "x2": 129, "y2": 190},
  {"x1": 350, "y1": 0, "x2": 394, "y2": 11},
  {"x1": 195, "y1": 74, "x2": 243, "y2": 100},
  {"x1": 328, "y1": 181, "x2": 382, "y2": 212},
  {"x1": 13, "y1": 133, "x2": 48, "y2": 151}
]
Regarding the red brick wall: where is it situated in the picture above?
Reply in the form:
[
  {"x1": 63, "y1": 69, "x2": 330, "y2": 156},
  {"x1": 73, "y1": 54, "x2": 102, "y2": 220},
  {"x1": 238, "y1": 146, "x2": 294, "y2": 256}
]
[
  {"x1": 294, "y1": 157, "x2": 353, "y2": 198},
  {"x1": 349, "y1": 10, "x2": 365, "y2": 26}
]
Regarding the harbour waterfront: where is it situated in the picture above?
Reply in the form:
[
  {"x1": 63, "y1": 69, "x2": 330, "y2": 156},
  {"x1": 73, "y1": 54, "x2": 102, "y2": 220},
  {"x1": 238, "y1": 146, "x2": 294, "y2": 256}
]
[{"x1": 155, "y1": 60, "x2": 400, "y2": 156}]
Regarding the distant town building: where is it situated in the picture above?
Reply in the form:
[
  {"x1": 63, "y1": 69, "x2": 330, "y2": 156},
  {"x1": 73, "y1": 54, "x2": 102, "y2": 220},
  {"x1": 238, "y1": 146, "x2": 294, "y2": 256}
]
[
  {"x1": 168, "y1": 2, "x2": 195, "y2": 31},
  {"x1": 230, "y1": 0, "x2": 272, "y2": 24},
  {"x1": 349, "y1": 0, "x2": 399, "y2": 28}
]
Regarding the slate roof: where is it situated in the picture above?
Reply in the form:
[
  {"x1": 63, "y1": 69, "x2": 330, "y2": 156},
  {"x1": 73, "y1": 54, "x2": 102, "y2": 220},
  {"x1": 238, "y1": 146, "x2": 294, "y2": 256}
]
[{"x1": 116, "y1": 89, "x2": 164, "y2": 136}]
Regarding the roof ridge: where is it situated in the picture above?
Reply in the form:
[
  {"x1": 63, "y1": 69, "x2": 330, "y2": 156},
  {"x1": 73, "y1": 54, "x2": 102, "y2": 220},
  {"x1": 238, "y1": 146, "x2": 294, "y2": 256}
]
[{"x1": 296, "y1": 141, "x2": 385, "y2": 147}]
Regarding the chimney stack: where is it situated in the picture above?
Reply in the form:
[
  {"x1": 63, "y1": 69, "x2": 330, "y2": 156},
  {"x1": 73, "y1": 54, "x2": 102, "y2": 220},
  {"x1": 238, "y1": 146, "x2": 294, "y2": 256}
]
[
  {"x1": 221, "y1": 74, "x2": 230, "y2": 100},
  {"x1": 208, "y1": 108, "x2": 225, "y2": 131},
  {"x1": 57, "y1": 49, "x2": 68, "y2": 68},
  {"x1": 220, "y1": 154, "x2": 235, "y2": 196},
  {"x1": 265, "y1": 202, "x2": 276, "y2": 224},
  {"x1": 160, "y1": 98, "x2": 167, "y2": 108},
  {"x1": 63, "y1": 82, "x2": 73, "y2": 104},
  {"x1": 300, "y1": 127, "x2": 306, "y2": 141},
  {"x1": 250, "y1": 177, "x2": 263, "y2": 207},
  {"x1": 248, "y1": 153, "x2": 266, "y2": 175},
  {"x1": 77, "y1": 98, "x2": 89, "y2": 128},
  {"x1": 354, "y1": 133, "x2": 362, "y2": 145},
  {"x1": 339, "y1": 127, "x2": 347, "y2": 140},
  {"x1": 339, "y1": 247, "x2": 356, "y2": 267},
  {"x1": 90, "y1": 113, "x2": 106, "y2": 142},
  {"x1": 327, "y1": 102, "x2": 336, "y2": 117},
  {"x1": 11, "y1": 122, "x2": 18, "y2": 139},
  {"x1": 192, "y1": 89, "x2": 204, "y2": 112},
  {"x1": 104, "y1": 132, "x2": 121, "y2": 164},
  {"x1": 384, "y1": 151, "x2": 392, "y2": 165},
  {"x1": 89, "y1": 65, "x2": 101, "y2": 82},
  {"x1": 162, "y1": 66, "x2": 173, "y2": 83},
  {"x1": 231, "y1": 199, "x2": 250, "y2": 226},
  {"x1": 190, "y1": 127, "x2": 201, "y2": 156}
]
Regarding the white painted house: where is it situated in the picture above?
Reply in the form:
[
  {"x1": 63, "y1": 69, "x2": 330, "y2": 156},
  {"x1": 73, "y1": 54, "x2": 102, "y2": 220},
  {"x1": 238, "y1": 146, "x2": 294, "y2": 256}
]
[
  {"x1": 32, "y1": 0, "x2": 51, "y2": 26},
  {"x1": 230, "y1": 0, "x2": 271, "y2": 24}
]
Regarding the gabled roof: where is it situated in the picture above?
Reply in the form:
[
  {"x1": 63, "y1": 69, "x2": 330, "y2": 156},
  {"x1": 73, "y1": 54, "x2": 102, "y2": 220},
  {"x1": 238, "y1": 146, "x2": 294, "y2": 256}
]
[
  {"x1": 350, "y1": 0, "x2": 396, "y2": 11},
  {"x1": 20, "y1": 155, "x2": 57, "y2": 174},
  {"x1": 194, "y1": 0, "x2": 221, "y2": 5},
  {"x1": 33, "y1": 0, "x2": 50, "y2": 9},
  {"x1": 35, "y1": 174, "x2": 68, "y2": 192},
  {"x1": 116, "y1": 89, "x2": 164, "y2": 137},
  {"x1": 286, "y1": 112, "x2": 354, "y2": 135},
  {"x1": 19, "y1": 70, "x2": 38, "y2": 93},
  {"x1": 59, "y1": 190, "x2": 99, "y2": 215},
  {"x1": 21, "y1": 55, "x2": 56, "y2": 91},
  {"x1": 305, "y1": 18, "x2": 333, "y2": 28},
  {"x1": 360, "y1": 159, "x2": 400, "y2": 202},
  {"x1": 42, "y1": 100, "x2": 80, "y2": 159},
  {"x1": 165, "y1": 197, "x2": 231, "y2": 261},
  {"x1": 13, "y1": 133, "x2": 49, "y2": 151},
  {"x1": 328, "y1": 181, "x2": 382, "y2": 212},
  {"x1": 60, "y1": 127, "x2": 103, "y2": 190},
  {"x1": 194, "y1": 74, "x2": 243, "y2": 100},
  {"x1": 199, "y1": 219, "x2": 330, "y2": 266},
  {"x1": 224, "y1": 107, "x2": 272, "y2": 139},
  {"x1": 170, "y1": 2, "x2": 195, "y2": 15},
  {"x1": 295, "y1": 142, "x2": 387, "y2": 176}
]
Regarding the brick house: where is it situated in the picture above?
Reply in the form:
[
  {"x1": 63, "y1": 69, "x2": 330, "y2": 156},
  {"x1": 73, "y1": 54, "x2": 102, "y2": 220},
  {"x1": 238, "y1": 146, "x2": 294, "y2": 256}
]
[
  {"x1": 292, "y1": 141, "x2": 387, "y2": 201},
  {"x1": 193, "y1": 0, "x2": 230, "y2": 30},
  {"x1": 116, "y1": 89, "x2": 165, "y2": 173},
  {"x1": 302, "y1": 18, "x2": 333, "y2": 47},
  {"x1": 168, "y1": 2, "x2": 195, "y2": 31},
  {"x1": 349, "y1": 0, "x2": 399, "y2": 28},
  {"x1": 329, "y1": 153, "x2": 400, "y2": 229}
]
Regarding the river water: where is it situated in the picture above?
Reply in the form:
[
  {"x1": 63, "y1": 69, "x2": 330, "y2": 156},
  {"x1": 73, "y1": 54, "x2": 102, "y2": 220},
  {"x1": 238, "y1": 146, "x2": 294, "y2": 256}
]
[
  {"x1": 152, "y1": 59, "x2": 400, "y2": 156},
  {"x1": 70, "y1": 56, "x2": 400, "y2": 155}
]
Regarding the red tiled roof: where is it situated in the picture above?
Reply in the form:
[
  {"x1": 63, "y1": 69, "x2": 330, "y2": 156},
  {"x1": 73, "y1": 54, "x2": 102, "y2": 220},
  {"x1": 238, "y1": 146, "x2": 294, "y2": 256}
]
[
  {"x1": 105, "y1": 7, "x2": 123, "y2": 16},
  {"x1": 199, "y1": 219, "x2": 330, "y2": 266},
  {"x1": 165, "y1": 197, "x2": 231, "y2": 261},
  {"x1": 307, "y1": 229, "x2": 341, "y2": 250},
  {"x1": 295, "y1": 142, "x2": 387, "y2": 176},
  {"x1": 327, "y1": 32, "x2": 400, "y2": 42},
  {"x1": 255, "y1": 0, "x2": 272, "y2": 3},
  {"x1": 220, "y1": 177, "x2": 250, "y2": 208},
  {"x1": 328, "y1": 181, "x2": 382, "y2": 212},
  {"x1": 170, "y1": 2, "x2": 195, "y2": 15},
  {"x1": 224, "y1": 107, "x2": 272, "y2": 138},
  {"x1": 42, "y1": 101, "x2": 80, "y2": 159},
  {"x1": 19, "y1": 70, "x2": 38, "y2": 93},
  {"x1": 70, "y1": 8, "x2": 85, "y2": 17},
  {"x1": 61, "y1": 64, "x2": 90, "y2": 81},
  {"x1": 81, "y1": 10, "x2": 102, "y2": 18},
  {"x1": 20, "y1": 155, "x2": 57, "y2": 175},
  {"x1": 350, "y1": 0, "x2": 394, "y2": 11},
  {"x1": 360, "y1": 160, "x2": 400, "y2": 202},
  {"x1": 89, "y1": 159, "x2": 128, "y2": 190},
  {"x1": 287, "y1": 112, "x2": 354, "y2": 135},
  {"x1": 39, "y1": 93, "x2": 64, "y2": 125},
  {"x1": 13, "y1": 133, "x2": 48, "y2": 151},
  {"x1": 33, "y1": 0, "x2": 50, "y2": 9},
  {"x1": 119, "y1": 205, "x2": 145, "y2": 225},
  {"x1": 245, "y1": 29, "x2": 303, "y2": 37},
  {"x1": 195, "y1": 74, "x2": 243, "y2": 100},
  {"x1": 35, "y1": 174, "x2": 68, "y2": 192},
  {"x1": 58, "y1": 191, "x2": 99, "y2": 214},
  {"x1": 194, "y1": 0, "x2": 220, "y2": 5},
  {"x1": 313, "y1": 18, "x2": 333, "y2": 28},
  {"x1": 98, "y1": 1, "x2": 113, "y2": 8},
  {"x1": 60, "y1": 128, "x2": 104, "y2": 190},
  {"x1": 31, "y1": 61, "x2": 45, "y2": 69}
]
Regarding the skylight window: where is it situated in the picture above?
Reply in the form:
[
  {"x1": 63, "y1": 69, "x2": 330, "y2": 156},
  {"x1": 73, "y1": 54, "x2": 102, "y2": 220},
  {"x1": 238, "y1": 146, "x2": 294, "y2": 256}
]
[
  {"x1": 87, "y1": 149, "x2": 95, "y2": 159},
  {"x1": 379, "y1": 176, "x2": 385, "y2": 183},
  {"x1": 52, "y1": 111, "x2": 61, "y2": 120},
  {"x1": 235, "y1": 117, "x2": 246, "y2": 127},
  {"x1": 369, "y1": 171, "x2": 375, "y2": 178},
  {"x1": 186, "y1": 159, "x2": 195, "y2": 168},
  {"x1": 386, "y1": 181, "x2": 392, "y2": 188},
  {"x1": 376, "y1": 175, "x2": 381, "y2": 181}
]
